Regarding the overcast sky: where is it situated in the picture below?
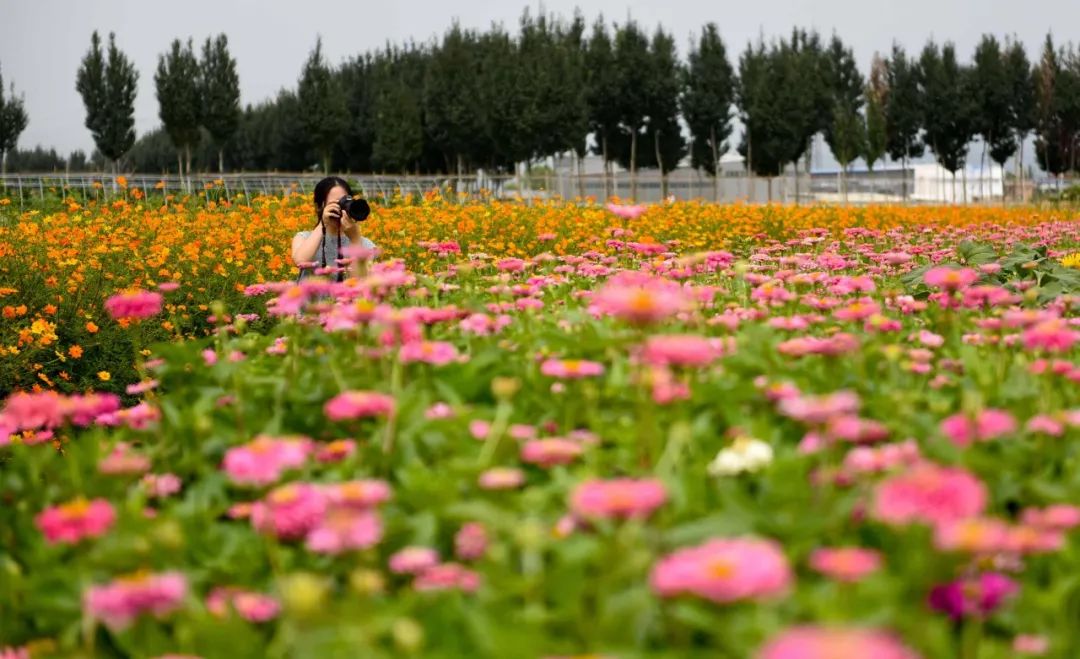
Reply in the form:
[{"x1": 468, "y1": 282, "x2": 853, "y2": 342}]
[{"x1": 2, "y1": 0, "x2": 1078, "y2": 157}]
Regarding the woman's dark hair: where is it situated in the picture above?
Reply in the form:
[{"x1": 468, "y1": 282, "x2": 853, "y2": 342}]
[{"x1": 312, "y1": 176, "x2": 353, "y2": 282}]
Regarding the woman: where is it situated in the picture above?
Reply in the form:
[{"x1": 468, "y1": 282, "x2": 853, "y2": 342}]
[{"x1": 291, "y1": 176, "x2": 377, "y2": 282}]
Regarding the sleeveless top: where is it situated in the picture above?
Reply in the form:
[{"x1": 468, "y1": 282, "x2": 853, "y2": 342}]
[{"x1": 294, "y1": 230, "x2": 377, "y2": 281}]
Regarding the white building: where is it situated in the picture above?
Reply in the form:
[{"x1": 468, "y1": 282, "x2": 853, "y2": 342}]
[{"x1": 911, "y1": 162, "x2": 1004, "y2": 202}]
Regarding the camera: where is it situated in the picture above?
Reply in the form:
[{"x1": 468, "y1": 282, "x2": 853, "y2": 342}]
[{"x1": 334, "y1": 195, "x2": 370, "y2": 222}]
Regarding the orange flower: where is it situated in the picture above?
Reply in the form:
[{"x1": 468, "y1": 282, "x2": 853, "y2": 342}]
[
  {"x1": 86, "y1": 321, "x2": 99, "y2": 334},
  {"x1": 116, "y1": 176, "x2": 128, "y2": 188},
  {"x1": 97, "y1": 371, "x2": 111, "y2": 381},
  {"x1": 43, "y1": 304, "x2": 58, "y2": 315},
  {"x1": 68, "y1": 345, "x2": 84, "y2": 359}
]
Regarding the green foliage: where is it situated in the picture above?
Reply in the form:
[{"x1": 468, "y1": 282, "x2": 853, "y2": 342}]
[
  {"x1": 200, "y1": 35, "x2": 241, "y2": 173},
  {"x1": 77, "y1": 32, "x2": 138, "y2": 166},
  {"x1": 682, "y1": 24, "x2": 735, "y2": 177},
  {"x1": 0, "y1": 63, "x2": 30, "y2": 174},
  {"x1": 298, "y1": 38, "x2": 348, "y2": 173},
  {"x1": 822, "y1": 36, "x2": 865, "y2": 170},
  {"x1": 884, "y1": 44, "x2": 925, "y2": 165},
  {"x1": 903, "y1": 240, "x2": 1080, "y2": 303},
  {"x1": 154, "y1": 39, "x2": 202, "y2": 174},
  {"x1": 919, "y1": 41, "x2": 975, "y2": 174}
]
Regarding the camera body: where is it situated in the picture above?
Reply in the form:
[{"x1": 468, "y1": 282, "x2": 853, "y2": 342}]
[{"x1": 335, "y1": 195, "x2": 370, "y2": 223}]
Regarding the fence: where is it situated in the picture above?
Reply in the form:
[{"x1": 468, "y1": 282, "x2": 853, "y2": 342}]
[{"x1": 1, "y1": 170, "x2": 1076, "y2": 210}]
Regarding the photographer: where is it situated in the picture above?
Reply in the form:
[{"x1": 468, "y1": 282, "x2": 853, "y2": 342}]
[{"x1": 291, "y1": 176, "x2": 376, "y2": 282}]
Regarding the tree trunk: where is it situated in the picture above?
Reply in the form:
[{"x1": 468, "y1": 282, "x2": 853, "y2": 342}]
[
  {"x1": 746, "y1": 133, "x2": 753, "y2": 202},
  {"x1": 219, "y1": 148, "x2": 225, "y2": 174},
  {"x1": 980, "y1": 138, "x2": 987, "y2": 201},
  {"x1": 1018, "y1": 135, "x2": 1025, "y2": 203},
  {"x1": 601, "y1": 135, "x2": 610, "y2": 200},
  {"x1": 630, "y1": 129, "x2": 638, "y2": 201},
  {"x1": 177, "y1": 152, "x2": 184, "y2": 192},
  {"x1": 1, "y1": 149, "x2": 6, "y2": 176},
  {"x1": 793, "y1": 160, "x2": 800, "y2": 206},
  {"x1": 962, "y1": 167, "x2": 967, "y2": 204},
  {"x1": 710, "y1": 125, "x2": 719, "y2": 202},
  {"x1": 576, "y1": 151, "x2": 585, "y2": 199},
  {"x1": 655, "y1": 130, "x2": 667, "y2": 199},
  {"x1": 185, "y1": 145, "x2": 192, "y2": 178},
  {"x1": 902, "y1": 153, "x2": 908, "y2": 202},
  {"x1": 767, "y1": 176, "x2": 773, "y2": 202}
]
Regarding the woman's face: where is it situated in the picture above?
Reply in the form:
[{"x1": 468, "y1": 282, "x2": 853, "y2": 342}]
[{"x1": 325, "y1": 185, "x2": 349, "y2": 208}]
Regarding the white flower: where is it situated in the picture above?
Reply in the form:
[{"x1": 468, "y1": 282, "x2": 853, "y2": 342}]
[{"x1": 708, "y1": 437, "x2": 774, "y2": 476}]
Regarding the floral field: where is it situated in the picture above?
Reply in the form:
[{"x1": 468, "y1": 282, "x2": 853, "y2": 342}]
[{"x1": 4, "y1": 192, "x2": 1080, "y2": 657}]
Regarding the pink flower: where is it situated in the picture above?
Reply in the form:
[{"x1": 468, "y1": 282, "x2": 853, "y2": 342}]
[
  {"x1": 325, "y1": 479, "x2": 393, "y2": 508},
  {"x1": 222, "y1": 436, "x2": 311, "y2": 487},
  {"x1": 314, "y1": 439, "x2": 356, "y2": 463},
  {"x1": 929, "y1": 572, "x2": 1018, "y2": 620},
  {"x1": 1026, "y1": 414, "x2": 1065, "y2": 436},
  {"x1": 0, "y1": 647, "x2": 29, "y2": 659},
  {"x1": 425, "y1": 402, "x2": 455, "y2": 419},
  {"x1": 305, "y1": 508, "x2": 383, "y2": 554},
  {"x1": 399, "y1": 340, "x2": 459, "y2": 366},
  {"x1": 872, "y1": 464, "x2": 987, "y2": 526},
  {"x1": 36, "y1": 498, "x2": 116, "y2": 544},
  {"x1": 206, "y1": 587, "x2": 280, "y2": 623},
  {"x1": 933, "y1": 517, "x2": 1011, "y2": 553},
  {"x1": 202, "y1": 349, "x2": 218, "y2": 366},
  {"x1": 478, "y1": 467, "x2": 526, "y2": 490},
  {"x1": 2, "y1": 391, "x2": 65, "y2": 430},
  {"x1": 1022, "y1": 504, "x2": 1080, "y2": 530},
  {"x1": 591, "y1": 272, "x2": 689, "y2": 325},
  {"x1": 650, "y1": 537, "x2": 792, "y2": 603},
  {"x1": 1013, "y1": 635, "x2": 1050, "y2": 655},
  {"x1": 924, "y1": 266, "x2": 979, "y2": 290},
  {"x1": 940, "y1": 409, "x2": 1017, "y2": 447},
  {"x1": 98, "y1": 442, "x2": 152, "y2": 476},
  {"x1": 469, "y1": 420, "x2": 492, "y2": 440},
  {"x1": 540, "y1": 358, "x2": 605, "y2": 378},
  {"x1": 105, "y1": 289, "x2": 163, "y2": 320},
  {"x1": 390, "y1": 547, "x2": 440, "y2": 574},
  {"x1": 520, "y1": 438, "x2": 583, "y2": 467},
  {"x1": 250, "y1": 483, "x2": 327, "y2": 540},
  {"x1": 324, "y1": 390, "x2": 395, "y2": 421},
  {"x1": 455, "y1": 522, "x2": 488, "y2": 560},
  {"x1": 125, "y1": 379, "x2": 159, "y2": 395},
  {"x1": 83, "y1": 571, "x2": 187, "y2": 630},
  {"x1": 606, "y1": 202, "x2": 647, "y2": 219},
  {"x1": 758, "y1": 626, "x2": 920, "y2": 659},
  {"x1": 640, "y1": 334, "x2": 727, "y2": 367},
  {"x1": 414, "y1": 563, "x2": 480, "y2": 593},
  {"x1": 1023, "y1": 319, "x2": 1080, "y2": 352},
  {"x1": 808, "y1": 547, "x2": 882, "y2": 582},
  {"x1": 569, "y1": 478, "x2": 668, "y2": 519},
  {"x1": 777, "y1": 391, "x2": 860, "y2": 425},
  {"x1": 141, "y1": 473, "x2": 182, "y2": 498}
]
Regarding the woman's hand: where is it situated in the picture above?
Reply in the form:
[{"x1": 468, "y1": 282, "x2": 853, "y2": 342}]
[
  {"x1": 339, "y1": 211, "x2": 359, "y2": 237},
  {"x1": 321, "y1": 201, "x2": 342, "y2": 226}
]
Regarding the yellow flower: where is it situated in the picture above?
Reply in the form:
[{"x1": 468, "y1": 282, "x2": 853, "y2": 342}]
[
  {"x1": 1061, "y1": 252, "x2": 1080, "y2": 269},
  {"x1": 97, "y1": 371, "x2": 111, "y2": 381}
]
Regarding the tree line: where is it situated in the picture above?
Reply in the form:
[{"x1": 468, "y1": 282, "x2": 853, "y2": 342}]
[{"x1": 2, "y1": 12, "x2": 1080, "y2": 200}]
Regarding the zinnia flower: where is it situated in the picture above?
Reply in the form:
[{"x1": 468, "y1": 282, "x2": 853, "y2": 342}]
[
  {"x1": 206, "y1": 587, "x2": 280, "y2": 623},
  {"x1": 36, "y1": 497, "x2": 116, "y2": 544},
  {"x1": 758, "y1": 626, "x2": 921, "y2": 659},
  {"x1": 222, "y1": 436, "x2": 312, "y2": 487},
  {"x1": 250, "y1": 483, "x2": 327, "y2": 540},
  {"x1": 521, "y1": 438, "x2": 583, "y2": 467},
  {"x1": 650, "y1": 537, "x2": 792, "y2": 603},
  {"x1": 570, "y1": 478, "x2": 668, "y2": 519},
  {"x1": 305, "y1": 508, "x2": 383, "y2": 554},
  {"x1": 540, "y1": 358, "x2": 605, "y2": 378},
  {"x1": 928, "y1": 572, "x2": 1018, "y2": 620},
  {"x1": 454, "y1": 522, "x2": 489, "y2": 560},
  {"x1": 390, "y1": 547, "x2": 440, "y2": 574},
  {"x1": 83, "y1": 571, "x2": 187, "y2": 630},
  {"x1": 808, "y1": 547, "x2": 882, "y2": 582},
  {"x1": 414, "y1": 563, "x2": 480, "y2": 593},
  {"x1": 872, "y1": 463, "x2": 987, "y2": 526},
  {"x1": 104, "y1": 290, "x2": 163, "y2": 320},
  {"x1": 707, "y1": 437, "x2": 774, "y2": 476},
  {"x1": 324, "y1": 390, "x2": 396, "y2": 421}
]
